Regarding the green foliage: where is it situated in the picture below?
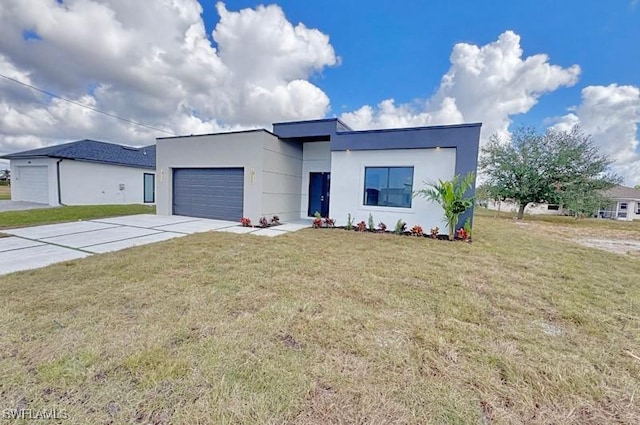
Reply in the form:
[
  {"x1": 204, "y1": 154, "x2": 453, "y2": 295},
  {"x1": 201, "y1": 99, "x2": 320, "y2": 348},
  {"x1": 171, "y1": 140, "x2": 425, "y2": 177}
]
[
  {"x1": 561, "y1": 190, "x2": 612, "y2": 218},
  {"x1": 346, "y1": 213, "x2": 354, "y2": 230},
  {"x1": 479, "y1": 126, "x2": 620, "y2": 219},
  {"x1": 313, "y1": 211, "x2": 322, "y2": 219},
  {"x1": 463, "y1": 218, "x2": 472, "y2": 237},
  {"x1": 475, "y1": 183, "x2": 504, "y2": 207},
  {"x1": 367, "y1": 213, "x2": 375, "y2": 231},
  {"x1": 414, "y1": 172, "x2": 475, "y2": 240},
  {"x1": 394, "y1": 219, "x2": 406, "y2": 235}
]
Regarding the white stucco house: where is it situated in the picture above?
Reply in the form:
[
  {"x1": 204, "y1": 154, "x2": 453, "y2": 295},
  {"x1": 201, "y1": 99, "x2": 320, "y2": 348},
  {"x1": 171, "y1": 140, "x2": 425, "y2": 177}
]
[
  {"x1": 483, "y1": 185, "x2": 640, "y2": 221},
  {"x1": 1, "y1": 139, "x2": 156, "y2": 206},
  {"x1": 484, "y1": 200, "x2": 565, "y2": 216},
  {"x1": 597, "y1": 185, "x2": 640, "y2": 221},
  {"x1": 155, "y1": 119, "x2": 482, "y2": 233}
]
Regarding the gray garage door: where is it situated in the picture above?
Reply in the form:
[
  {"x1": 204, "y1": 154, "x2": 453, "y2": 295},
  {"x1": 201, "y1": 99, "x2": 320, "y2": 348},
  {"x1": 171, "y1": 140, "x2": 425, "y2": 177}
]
[{"x1": 172, "y1": 168, "x2": 244, "y2": 221}]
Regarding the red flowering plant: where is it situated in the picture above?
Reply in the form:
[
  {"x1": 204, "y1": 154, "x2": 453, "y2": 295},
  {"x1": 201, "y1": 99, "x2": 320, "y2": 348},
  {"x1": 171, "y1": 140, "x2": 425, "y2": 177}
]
[
  {"x1": 410, "y1": 225, "x2": 424, "y2": 236},
  {"x1": 240, "y1": 217, "x2": 252, "y2": 227},
  {"x1": 456, "y1": 227, "x2": 469, "y2": 240}
]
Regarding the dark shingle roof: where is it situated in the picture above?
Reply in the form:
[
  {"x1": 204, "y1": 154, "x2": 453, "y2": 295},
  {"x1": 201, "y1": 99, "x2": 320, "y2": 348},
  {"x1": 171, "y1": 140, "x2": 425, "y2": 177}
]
[
  {"x1": 1, "y1": 139, "x2": 155, "y2": 169},
  {"x1": 603, "y1": 185, "x2": 640, "y2": 200}
]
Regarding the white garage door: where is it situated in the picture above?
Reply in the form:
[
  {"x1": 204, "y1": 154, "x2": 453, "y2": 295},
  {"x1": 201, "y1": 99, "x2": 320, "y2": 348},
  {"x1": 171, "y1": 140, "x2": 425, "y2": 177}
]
[{"x1": 17, "y1": 166, "x2": 49, "y2": 204}]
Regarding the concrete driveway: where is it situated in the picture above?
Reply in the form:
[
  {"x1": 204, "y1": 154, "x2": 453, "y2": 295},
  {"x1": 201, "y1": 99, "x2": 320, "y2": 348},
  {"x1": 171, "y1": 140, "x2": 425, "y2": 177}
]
[
  {"x1": 0, "y1": 214, "x2": 310, "y2": 275},
  {"x1": 0, "y1": 200, "x2": 52, "y2": 212}
]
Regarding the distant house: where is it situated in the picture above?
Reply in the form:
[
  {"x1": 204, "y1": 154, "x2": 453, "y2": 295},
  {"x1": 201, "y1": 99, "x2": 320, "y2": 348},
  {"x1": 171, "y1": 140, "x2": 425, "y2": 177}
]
[
  {"x1": 484, "y1": 200, "x2": 564, "y2": 216},
  {"x1": 596, "y1": 185, "x2": 640, "y2": 221},
  {"x1": 1, "y1": 140, "x2": 155, "y2": 206}
]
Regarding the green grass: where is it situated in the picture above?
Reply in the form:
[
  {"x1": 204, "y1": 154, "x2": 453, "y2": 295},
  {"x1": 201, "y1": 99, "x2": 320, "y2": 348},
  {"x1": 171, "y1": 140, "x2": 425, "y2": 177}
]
[
  {"x1": 476, "y1": 206, "x2": 640, "y2": 233},
  {"x1": 0, "y1": 204, "x2": 155, "y2": 229},
  {"x1": 0, "y1": 184, "x2": 10, "y2": 200},
  {"x1": 0, "y1": 215, "x2": 638, "y2": 423}
]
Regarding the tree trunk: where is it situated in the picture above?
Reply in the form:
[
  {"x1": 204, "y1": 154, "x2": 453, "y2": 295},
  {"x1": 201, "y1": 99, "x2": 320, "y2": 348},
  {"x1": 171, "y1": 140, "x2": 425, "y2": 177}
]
[{"x1": 517, "y1": 203, "x2": 527, "y2": 220}]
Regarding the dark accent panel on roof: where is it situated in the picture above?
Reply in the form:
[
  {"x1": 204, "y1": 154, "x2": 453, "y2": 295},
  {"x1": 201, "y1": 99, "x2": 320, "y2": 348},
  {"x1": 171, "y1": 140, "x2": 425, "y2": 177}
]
[
  {"x1": 331, "y1": 123, "x2": 482, "y2": 151},
  {"x1": 272, "y1": 118, "x2": 352, "y2": 139},
  {"x1": 272, "y1": 120, "x2": 338, "y2": 139},
  {"x1": 1, "y1": 139, "x2": 155, "y2": 169},
  {"x1": 278, "y1": 135, "x2": 331, "y2": 143}
]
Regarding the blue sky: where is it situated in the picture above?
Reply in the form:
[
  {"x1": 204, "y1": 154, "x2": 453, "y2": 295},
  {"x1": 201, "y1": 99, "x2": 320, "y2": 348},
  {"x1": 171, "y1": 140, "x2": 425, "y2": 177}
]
[
  {"x1": 200, "y1": 0, "x2": 639, "y2": 125},
  {"x1": 0, "y1": 0, "x2": 638, "y2": 183}
]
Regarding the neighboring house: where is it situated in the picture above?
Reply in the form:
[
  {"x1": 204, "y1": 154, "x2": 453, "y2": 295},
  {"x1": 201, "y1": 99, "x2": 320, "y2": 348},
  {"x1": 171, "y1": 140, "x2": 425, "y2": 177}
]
[
  {"x1": 1, "y1": 140, "x2": 156, "y2": 206},
  {"x1": 597, "y1": 185, "x2": 640, "y2": 221},
  {"x1": 156, "y1": 118, "x2": 481, "y2": 232},
  {"x1": 484, "y1": 200, "x2": 565, "y2": 216}
]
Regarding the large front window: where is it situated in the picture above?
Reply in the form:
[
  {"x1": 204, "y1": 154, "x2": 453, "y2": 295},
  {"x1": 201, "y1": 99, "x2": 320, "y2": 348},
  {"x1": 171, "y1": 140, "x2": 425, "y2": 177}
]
[{"x1": 363, "y1": 166, "x2": 414, "y2": 208}]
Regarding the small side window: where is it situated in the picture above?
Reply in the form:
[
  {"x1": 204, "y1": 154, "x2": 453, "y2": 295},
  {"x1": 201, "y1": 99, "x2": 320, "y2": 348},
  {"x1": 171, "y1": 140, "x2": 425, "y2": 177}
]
[{"x1": 144, "y1": 173, "x2": 155, "y2": 203}]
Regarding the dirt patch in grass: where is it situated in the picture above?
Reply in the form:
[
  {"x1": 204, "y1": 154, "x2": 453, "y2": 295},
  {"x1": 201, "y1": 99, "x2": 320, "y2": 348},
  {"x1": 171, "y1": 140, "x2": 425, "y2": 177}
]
[
  {"x1": 575, "y1": 238, "x2": 640, "y2": 255},
  {"x1": 0, "y1": 215, "x2": 638, "y2": 423},
  {"x1": 478, "y1": 208, "x2": 640, "y2": 255}
]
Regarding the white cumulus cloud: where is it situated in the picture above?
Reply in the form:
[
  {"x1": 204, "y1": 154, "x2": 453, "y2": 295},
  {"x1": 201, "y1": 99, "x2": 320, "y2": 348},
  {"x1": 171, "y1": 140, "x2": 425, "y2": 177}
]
[
  {"x1": 0, "y1": 0, "x2": 337, "y2": 154},
  {"x1": 551, "y1": 84, "x2": 640, "y2": 185},
  {"x1": 341, "y1": 30, "x2": 581, "y2": 145}
]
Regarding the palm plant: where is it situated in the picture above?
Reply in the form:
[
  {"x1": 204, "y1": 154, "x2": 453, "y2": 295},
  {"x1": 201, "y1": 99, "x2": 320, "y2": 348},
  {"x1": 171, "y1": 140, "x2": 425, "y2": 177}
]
[{"x1": 414, "y1": 172, "x2": 475, "y2": 240}]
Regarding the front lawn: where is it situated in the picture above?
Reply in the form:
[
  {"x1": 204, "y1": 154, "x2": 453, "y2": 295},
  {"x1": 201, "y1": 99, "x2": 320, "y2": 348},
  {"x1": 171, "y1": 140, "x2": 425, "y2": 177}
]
[
  {"x1": 0, "y1": 215, "x2": 638, "y2": 423},
  {"x1": 0, "y1": 204, "x2": 155, "y2": 229},
  {"x1": 0, "y1": 184, "x2": 10, "y2": 200}
]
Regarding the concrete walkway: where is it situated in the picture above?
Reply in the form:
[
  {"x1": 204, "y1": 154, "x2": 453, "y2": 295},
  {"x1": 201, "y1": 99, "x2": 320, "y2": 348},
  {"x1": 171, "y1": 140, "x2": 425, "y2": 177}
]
[
  {"x1": 0, "y1": 214, "x2": 310, "y2": 275},
  {"x1": 0, "y1": 200, "x2": 52, "y2": 212}
]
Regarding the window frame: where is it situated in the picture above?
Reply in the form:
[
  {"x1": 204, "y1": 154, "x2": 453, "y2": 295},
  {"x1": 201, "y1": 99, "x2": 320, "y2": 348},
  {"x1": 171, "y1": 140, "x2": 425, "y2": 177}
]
[
  {"x1": 362, "y1": 166, "x2": 414, "y2": 209},
  {"x1": 143, "y1": 173, "x2": 155, "y2": 203}
]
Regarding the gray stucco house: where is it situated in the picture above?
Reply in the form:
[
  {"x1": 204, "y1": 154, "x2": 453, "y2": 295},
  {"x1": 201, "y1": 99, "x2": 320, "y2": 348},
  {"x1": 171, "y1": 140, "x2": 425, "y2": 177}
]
[{"x1": 155, "y1": 119, "x2": 481, "y2": 232}]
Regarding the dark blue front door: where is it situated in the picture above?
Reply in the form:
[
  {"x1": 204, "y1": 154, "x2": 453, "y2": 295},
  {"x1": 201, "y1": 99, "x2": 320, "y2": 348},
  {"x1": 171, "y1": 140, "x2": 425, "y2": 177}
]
[{"x1": 308, "y1": 172, "x2": 330, "y2": 217}]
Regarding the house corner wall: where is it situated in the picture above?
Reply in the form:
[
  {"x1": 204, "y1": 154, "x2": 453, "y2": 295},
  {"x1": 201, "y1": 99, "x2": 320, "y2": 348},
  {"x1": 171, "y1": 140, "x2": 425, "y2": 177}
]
[{"x1": 261, "y1": 136, "x2": 303, "y2": 222}]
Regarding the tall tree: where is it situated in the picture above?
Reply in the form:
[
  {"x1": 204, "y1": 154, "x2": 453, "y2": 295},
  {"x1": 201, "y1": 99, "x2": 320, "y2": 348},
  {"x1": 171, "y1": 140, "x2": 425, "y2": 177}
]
[{"x1": 479, "y1": 126, "x2": 619, "y2": 219}]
